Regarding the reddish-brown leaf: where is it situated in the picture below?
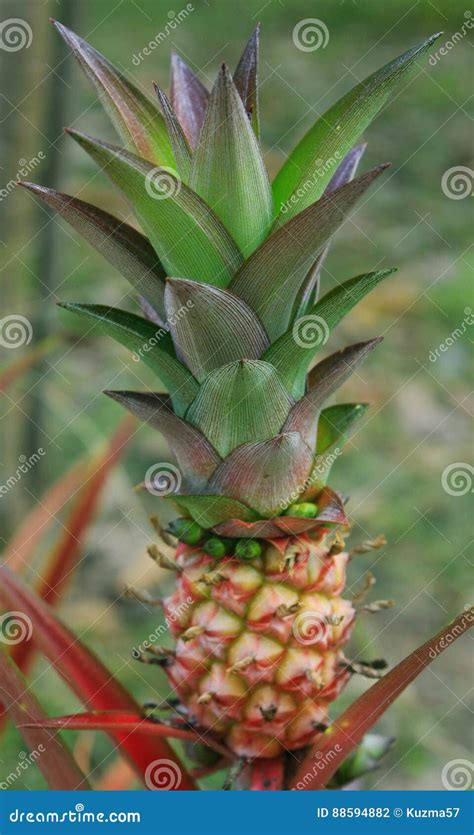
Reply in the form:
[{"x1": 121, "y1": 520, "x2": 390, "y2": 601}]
[
  {"x1": 21, "y1": 711, "x2": 231, "y2": 758},
  {"x1": 290, "y1": 608, "x2": 473, "y2": 790},
  {"x1": 0, "y1": 651, "x2": 90, "y2": 789},
  {"x1": 0, "y1": 567, "x2": 196, "y2": 789}
]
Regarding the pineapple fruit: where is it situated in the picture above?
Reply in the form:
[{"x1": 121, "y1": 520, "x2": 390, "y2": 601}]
[{"x1": 22, "y1": 23, "x2": 439, "y2": 763}]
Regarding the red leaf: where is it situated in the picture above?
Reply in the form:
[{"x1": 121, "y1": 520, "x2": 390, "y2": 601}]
[
  {"x1": 290, "y1": 608, "x2": 473, "y2": 790},
  {"x1": 22, "y1": 711, "x2": 231, "y2": 758},
  {"x1": 3, "y1": 418, "x2": 136, "y2": 716},
  {"x1": 34, "y1": 417, "x2": 135, "y2": 606},
  {"x1": 214, "y1": 487, "x2": 348, "y2": 538},
  {"x1": 248, "y1": 758, "x2": 284, "y2": 790},
  {"x1": 0, "y1": 567, "x2": 196, "y2": 789},
  {"x1": 0, "y1": 651, "x2": 90, "y2": 790}
]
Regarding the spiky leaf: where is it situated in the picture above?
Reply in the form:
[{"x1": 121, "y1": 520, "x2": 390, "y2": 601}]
[
  {"x1": 273, "y1": 33, "x2": 441, "y2": 219},
  {"x1": 54, "y1": 21, "x2": 173, "y2": 166},
  {"x1": 290, "y1": 608, "x2": 472, "y2": 790},
  {"x1": 0, "y1": 651, "x2": 91, "y2": 790},
  {"x1": 284, "y1": 340, "x2": 381, "y2": 448},
  {"x1": 59, "y1": 303, "x2": 198, "y2": 415},
  {"x1": 153, "y1": 82, "x2": 192, "y2": 181},
  {"x1": 164, "y1": 278, "x2": 269, "y2": 381},
  {"x1": 209, "y1": 432, "x2": 313, "y2": 516},
  {"x1": 190, "y1": 65, "x2": 272, "y2": 257},
  {"x1": 230, "y1": 167, "x2": 388, "y2": 341},
  {"x1": 170, "y1": 53, "x2": 209, "y2": 149},
  {"x1": 169, "y1": 495, "x2": 259, "y2": 527},
  {"x1": 317, "y1": 403, "x2": 368, "y2": 453},
  {"x1": 68, "y1": 130, "x2": 243, "y2": 287},
  {"x1": 234, "y1": 24, "x2": 260, "y2": 137},
  {"x1": 264, "y1": 268, "x2": 395, "y2": 396},
  {"x1": 21, "y1": 182, "x2": 167, "y2": 322},
  {"x1": 186, "y1": 360, "x2": 293, "y2": 457},
  {"x1": 105, "y1": 391, "x2": 220, "y2": 490},
  {"x1": 291, "y1": 143, "x2": 366, "y2": 319}
]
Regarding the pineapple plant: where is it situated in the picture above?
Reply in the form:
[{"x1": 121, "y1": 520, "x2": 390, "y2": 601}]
[{"x1": 17, "y1": 21, "x2": 463, "y2": 788}]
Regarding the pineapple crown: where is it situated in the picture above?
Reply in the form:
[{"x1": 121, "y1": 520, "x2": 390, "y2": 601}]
[{"x1": 22, "y1": 23, "x2": 440, "y2": 539}]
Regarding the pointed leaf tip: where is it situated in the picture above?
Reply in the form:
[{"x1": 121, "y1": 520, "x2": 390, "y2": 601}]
[{"x1": 54, "y1": 22, "x2": 173, "y2": 165}]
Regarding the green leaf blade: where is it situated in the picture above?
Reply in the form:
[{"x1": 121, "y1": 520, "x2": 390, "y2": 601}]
[
  {"x1": 59, "y1": 303, "x2": 199, "y2": 415},
  {"x1": 67, "y1": 130, "x2": 243, "y2": 287},
  {"x1": 186, "y1": 360, "x2": 293, "y2": 457},
  {"x1": 230, "y1": 167, "x2": 389, "y2": 341},
  {"x1": 273, "y1": 33, "x2": 441, "y2": 219},
  {"x1": 190, "y1": 65, "x2": 272, "y2": 258},
  {"x1": 54, "y1": 21, "x2": 174, "y2": 166},
  {"x1": 21, "y1": 182, "x2": 167, "y2": 323},
  {"x1": 264, "y1": 268, "x2": 395, "y2": 396},
  {"x1": 164, "y1": 278, "x2": 269, "y2": 381}
]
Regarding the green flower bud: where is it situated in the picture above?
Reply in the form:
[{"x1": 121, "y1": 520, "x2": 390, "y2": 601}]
[
  {"x1": 234, "y1": 539, "x2": 262, "y2": 560},
  {"x1": 167, "y1": 518, "x2": 205, "y2": 545},
  {"x1": 283, "y1": 501, "x2": 319, "y2": 518},
  {"x1": 203, "y1": 537, "x2": 231, "y2": 558}
]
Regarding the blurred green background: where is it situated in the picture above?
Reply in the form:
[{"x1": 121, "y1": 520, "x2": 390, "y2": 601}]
[{"x1": 0, "y1": 0, "x2": 472, "y2": 790}]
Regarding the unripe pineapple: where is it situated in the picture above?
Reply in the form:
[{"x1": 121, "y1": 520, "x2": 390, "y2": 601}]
[
  {"x1": 164, "y1": 532, "x2": 354, "y2": 758},
  {"x1": 22, "y1": 21, "x2": 439, "y2": 764}
]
